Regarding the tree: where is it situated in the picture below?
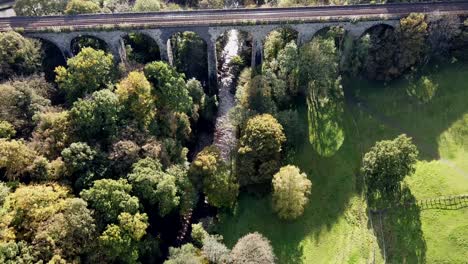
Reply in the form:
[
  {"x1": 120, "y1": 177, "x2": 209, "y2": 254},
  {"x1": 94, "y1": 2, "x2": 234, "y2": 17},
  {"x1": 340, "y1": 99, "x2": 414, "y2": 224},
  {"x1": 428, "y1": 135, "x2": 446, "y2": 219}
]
[
  {"x1": 133, "y1": 0, "x2": 163, "y2": 11},
  {"x1": 0, "y1": 182, "x2": 9, "y2": 206},
  {"x1": 115, "y1": 71, "x2": 155, "y2": 128},
  {"x1": 164, "y1": 243, "x2": 205, "y2": 264},
  {"x1": 108, "y1": 140, "x2": 141, "y2": 176},
  {"x1": 427, "y1": 14, "x2": 461, "y2": 60},
  {"x1": 32, "y1": 198, "x2": 97, "y2": 260},
  {"x1": 61, "y1": 142, "x2": 96, "y2": 175},
  {"x1": 190, "y1": 146, "x2": 239, "y2": 208},
  {"x1": 80, "y1": 179, "x2": 140, "y2": 224},
  {"x1": 237, "y1": 114, "x2": 285, "y2": 186},
  {"x1": 272, "y1": 165, "x2": 311, "y2": 220},
  {"x1": 0, "y1": 139, "x2": 37, "y2": 181},
  {"x1": 127, "y1": 157, "x2": 180, "y2": 217},
  {"x1": 0, "y1": 185, "x2": 96, "y2": 262},
  {"x1": 31, "y1": 111, "x2": 71, "y2": 159},
  {"x1": 0, "y1": 121, "x2": 15, "y2": 139},
  {"x1": 230, "y1": 232, "x2": 276, "y2": 264},
  {"x1": 0, "y1": 241, "x2": 38, "y2": 264},
  {"x1": 13, "y1": 0, "x2": 68, "y2": 16},
  {"x1": 144, "y1": 61, "x2": 192, "y2": 113},
  {"x1": 398, "y1": 13, "x2": 428, "y2": 71},
  {"x1": 170, "y1": 32, "x2": 208, "y2": 87},
  {"x1": 55, "y1": 47, "x2": 114, "y2": 103},
  {"x1": 99, "y1": 212, "x2": 148, "y2": 263},
  {"x1": 0, "y1": 76, "x2": 51, "y2": 136},
  {"x1": 202, "y1": 235, "x2": 230, "y2": 264},
  {"x1": 362, "y1": 134, "x2": 419, "y2": 195},
  {"x1": 65, "y1": 0, "x2": 101, "y2": 15},
  {"x1": 69, "y1": 89, "x2": 121, "y2": 142},
  {"x1": 0, "y1": 32, "x2": 41, "y2": 79},
  {"x1": 186, "y1": 78, "x2": 206, "y2": 122}
]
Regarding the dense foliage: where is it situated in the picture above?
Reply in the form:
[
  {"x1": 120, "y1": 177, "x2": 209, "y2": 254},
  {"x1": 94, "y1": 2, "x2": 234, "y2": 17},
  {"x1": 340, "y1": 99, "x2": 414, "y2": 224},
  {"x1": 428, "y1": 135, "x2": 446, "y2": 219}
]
[{"x1": 362, "y1": 134, "x2": 419, "y2": 195}]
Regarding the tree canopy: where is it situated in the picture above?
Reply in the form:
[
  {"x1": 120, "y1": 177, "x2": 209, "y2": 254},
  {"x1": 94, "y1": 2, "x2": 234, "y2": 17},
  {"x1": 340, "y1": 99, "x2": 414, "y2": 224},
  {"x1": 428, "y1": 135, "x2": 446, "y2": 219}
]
[
  {"x1": 272, "y1": 165, "x2": 312, "y2": 220},
  {"x1": 55, "y1": 47, "x2": 114, "y2": 103}
]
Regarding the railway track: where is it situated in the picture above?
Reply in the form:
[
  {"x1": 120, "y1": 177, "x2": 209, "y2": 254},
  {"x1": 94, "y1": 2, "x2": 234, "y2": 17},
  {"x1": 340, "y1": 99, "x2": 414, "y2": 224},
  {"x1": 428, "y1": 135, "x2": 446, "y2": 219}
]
[{"x1": 0, "y1": 1, "x2": 467, "y2": 31}]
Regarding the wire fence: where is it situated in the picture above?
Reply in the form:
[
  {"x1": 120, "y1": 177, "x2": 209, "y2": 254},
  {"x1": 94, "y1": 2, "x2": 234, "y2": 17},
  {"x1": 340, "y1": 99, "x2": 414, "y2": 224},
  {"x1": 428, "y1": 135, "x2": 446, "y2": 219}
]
[{"x1": 370, "y1": 194, "x2": 468, "y2": 214}]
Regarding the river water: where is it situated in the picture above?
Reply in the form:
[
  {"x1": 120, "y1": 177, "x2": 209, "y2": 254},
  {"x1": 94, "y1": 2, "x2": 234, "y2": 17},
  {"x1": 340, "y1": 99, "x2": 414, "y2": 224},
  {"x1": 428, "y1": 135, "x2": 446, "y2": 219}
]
[{"x1": 213, "y1": 29, "x2": 240, "y2": 161}]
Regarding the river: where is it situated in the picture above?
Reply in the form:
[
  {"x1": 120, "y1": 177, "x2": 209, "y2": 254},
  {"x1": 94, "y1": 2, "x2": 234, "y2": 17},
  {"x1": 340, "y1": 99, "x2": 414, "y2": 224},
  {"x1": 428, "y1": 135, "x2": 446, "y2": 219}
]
[{"x1": 213, "y1": 30, "x2": 240, "y2": 161}]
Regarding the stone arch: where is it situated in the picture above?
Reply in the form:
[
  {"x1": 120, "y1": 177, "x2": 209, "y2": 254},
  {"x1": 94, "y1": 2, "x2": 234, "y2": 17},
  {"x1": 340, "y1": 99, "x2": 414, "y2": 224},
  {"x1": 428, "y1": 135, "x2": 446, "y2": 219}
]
[
  {"x1": 70, "y1": 34, "x2": 109, "y2": 55},
  {"x1": 348, "y1": 21, "x2": 397, "y2": 39},
  {"x1": 262, "y1": 26, "x2": 299, "y2": 68},
  {"x1": 34, "y1": 37, "x2": 67, "y2": 82},
  {"x1": 121, "y1": 31, "x2": 161, "y2": 64},
  {"x1": 215, "y1": 29, "x2": 253, "y2": 73},
  {"x1": 167, "y1": 30, "x2": 210, "y2": 91}
]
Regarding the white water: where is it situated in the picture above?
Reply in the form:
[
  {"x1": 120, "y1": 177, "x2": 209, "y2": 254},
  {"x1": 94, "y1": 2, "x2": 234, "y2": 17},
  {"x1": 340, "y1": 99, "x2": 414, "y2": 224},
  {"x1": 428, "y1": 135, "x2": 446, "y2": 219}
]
[{"x1": 213, "y1": 30, "x2": 240, "y2": 161}]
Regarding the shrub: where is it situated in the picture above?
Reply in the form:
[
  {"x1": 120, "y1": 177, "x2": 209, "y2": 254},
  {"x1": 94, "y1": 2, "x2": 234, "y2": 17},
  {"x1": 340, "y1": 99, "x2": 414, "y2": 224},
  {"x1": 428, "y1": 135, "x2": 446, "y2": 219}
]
[{"x1": 0, "y1": 31, "x2": 41, "y2": 79}]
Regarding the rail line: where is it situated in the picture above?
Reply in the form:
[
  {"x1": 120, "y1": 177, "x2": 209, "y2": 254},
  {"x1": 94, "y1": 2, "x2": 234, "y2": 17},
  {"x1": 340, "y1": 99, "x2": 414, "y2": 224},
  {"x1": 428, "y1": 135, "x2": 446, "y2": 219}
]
[{"x1": 0, "y1": 1, "x2": 467, "y2": 31}]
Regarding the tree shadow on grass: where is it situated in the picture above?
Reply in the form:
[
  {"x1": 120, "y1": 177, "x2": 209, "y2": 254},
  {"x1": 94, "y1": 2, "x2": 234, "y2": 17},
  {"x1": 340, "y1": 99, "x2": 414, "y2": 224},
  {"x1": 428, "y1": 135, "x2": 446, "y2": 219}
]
[
  {"x1": 217, "y1": 107, "x2": 362, "y2": 263},
  {"x1": 344, "y1": 62, "x2": 468, "y2": 161},
  {"x1": 370, "y1": 186, "x2": 427, "y2": 264}
]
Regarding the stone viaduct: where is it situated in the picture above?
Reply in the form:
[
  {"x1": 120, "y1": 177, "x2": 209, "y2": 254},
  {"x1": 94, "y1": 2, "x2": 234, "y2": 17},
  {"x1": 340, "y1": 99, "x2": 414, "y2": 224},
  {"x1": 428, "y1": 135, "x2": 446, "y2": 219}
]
[
  {"x1": 2, "y1": 1, "x2": 463, "y2": 89},
  {"x1": 25, "y1": 20, "x2": 398, "y2": 89}
]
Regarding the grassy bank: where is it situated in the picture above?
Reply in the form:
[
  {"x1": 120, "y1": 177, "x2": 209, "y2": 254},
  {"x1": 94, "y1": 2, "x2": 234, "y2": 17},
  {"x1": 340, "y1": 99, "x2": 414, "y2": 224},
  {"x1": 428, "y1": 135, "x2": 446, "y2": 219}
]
[{"x1": 216, "y1": 62, "x2": 468, "y2": 263}]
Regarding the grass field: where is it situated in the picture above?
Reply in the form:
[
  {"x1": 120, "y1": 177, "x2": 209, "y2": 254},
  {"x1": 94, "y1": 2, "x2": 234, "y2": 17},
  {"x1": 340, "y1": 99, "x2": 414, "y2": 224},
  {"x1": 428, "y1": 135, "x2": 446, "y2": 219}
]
[{"x1": 216, "y1": 63, "x2": 468, "y2": 263}]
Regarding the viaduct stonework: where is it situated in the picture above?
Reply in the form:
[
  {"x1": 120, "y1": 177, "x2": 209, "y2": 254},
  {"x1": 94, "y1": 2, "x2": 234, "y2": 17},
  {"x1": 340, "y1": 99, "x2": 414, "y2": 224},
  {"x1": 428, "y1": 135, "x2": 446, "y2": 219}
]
[{"x1": 1, "y1": 1, "x2": 467, "y2": 89}]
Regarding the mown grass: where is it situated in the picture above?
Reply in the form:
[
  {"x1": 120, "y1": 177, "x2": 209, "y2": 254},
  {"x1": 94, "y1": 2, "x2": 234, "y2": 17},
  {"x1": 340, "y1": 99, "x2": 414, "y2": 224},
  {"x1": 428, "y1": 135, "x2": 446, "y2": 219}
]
[{"x1": 216, "y1": 62, "x2": 468, "y2": 263}]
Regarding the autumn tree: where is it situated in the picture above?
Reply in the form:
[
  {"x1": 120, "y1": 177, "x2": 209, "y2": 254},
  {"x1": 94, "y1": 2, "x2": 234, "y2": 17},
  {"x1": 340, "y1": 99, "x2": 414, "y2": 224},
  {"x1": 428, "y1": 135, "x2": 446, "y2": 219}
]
[
  {"x1": 65, "y1": 0, "x2": 101, "y2": 15},
  {"x1": 0, "y1": 32, "x2": 41, "y2": 79},
  {"x1": 190, "y1": 146, "x2": 239, "y2": 208},
  {"x1": 362, "y1": 134, "x2": 419, "y2": 195},
  {"x1": 398, "y1": 13, "x2": 428, "y2": 71},
  {"x1": 0, "y1": 121, "x2": 15, "y2": 139},
  {"x1": 99, "y1": 212, "x2": 149, "y2": 263},
  {"x1": 13, "y1": 0, "x2": 68, "y2": 16},
  {"x1": 55, "y1": 47, "x2": 114, "y2": 103},
  {"x1": 0, "y1": 139, "x2": 36, "y2": 181},
  {"x1": 230, "y1": 232, "x2": 276, "y2": 264},
  {"x1": 31, "y1": 111, "x2": 71, "y2": 159},
  {"x1": 0, "y1": 76, "x2": 51, "y2": 136},
  {"x1": 115, "y1": 71, "x2": 155, "y2": 129},
  {"x1": 237, "y1": 114, "x2": 286, "y2": 186},
  {"x1": 80, "y1": 179, "x2": 140, "y2": 224},
  {"x1": 0, "y1": 184, "x2": 96, "y2": 262},
  {"x1": 133, "y1": 0, "x2": 163, "y2": 11},
  {"x1": 272, "y1": 165, "x2": 312, "y2": 220},
  {"x1": 164, "y1": 243, "x2": 205, "y2": 264},
  {"x1": 202, "y1": 235, "x2": 230, "y2": 263}
]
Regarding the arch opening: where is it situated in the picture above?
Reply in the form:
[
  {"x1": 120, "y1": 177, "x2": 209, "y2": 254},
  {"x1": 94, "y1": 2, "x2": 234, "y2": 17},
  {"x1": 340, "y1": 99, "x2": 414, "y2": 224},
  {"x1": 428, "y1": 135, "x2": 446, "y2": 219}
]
[
  {"x1": 71, "y1": 35, "x2": 109, "y2": 55},
  {"x1": 215, "y1": 29, "x2": 252, "y2": 80},
  {"x1": 169, "y1": 31, "x2": 208, "y2": 89},
  {"x1": 36, "y1": 38, "x2": 67, "y2": 83},
  {"x1": 263, "y1": 27, "x2": 298, "y2": 66},
  {"x1": 358, "y1": 24, "x2": 398, "y2": 81},
  {"x1": 123, "y1": 32, "x2": 161, "y2": 65}
]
